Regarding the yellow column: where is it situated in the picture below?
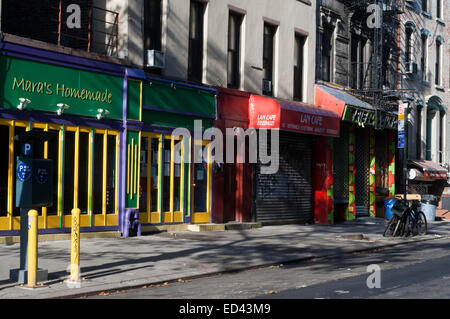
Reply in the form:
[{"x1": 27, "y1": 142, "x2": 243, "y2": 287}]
[
  {"x1": 70, "y1": 208, "x2": 81, "y2": 282},
  {"x1": 27, "y1": 210, "x2": 38, "y2": 288}
]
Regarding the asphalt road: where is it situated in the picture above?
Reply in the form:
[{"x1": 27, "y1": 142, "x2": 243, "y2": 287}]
[{"x1": 84, "y1": 237, "x2": 450, "y2": 299}]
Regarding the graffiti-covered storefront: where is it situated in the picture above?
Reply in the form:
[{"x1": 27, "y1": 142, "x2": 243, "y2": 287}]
[
  {"x1": 124, "y1": 75, "x2": 217, "y2": 230},
  {"x1": 316, "y1": 85, "x2": 398, "y2": 221},
  {"x1": 0, "y1": 42, "x2": 127, "y2": 235}
]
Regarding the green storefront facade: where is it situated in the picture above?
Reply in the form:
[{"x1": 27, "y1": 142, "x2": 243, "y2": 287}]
[
  {"x1": 0, "y1": 40, "x2": 217, "y2": 237},
  {"x1": 124, "y1": 76, "x2": 217, "y2": 230}
]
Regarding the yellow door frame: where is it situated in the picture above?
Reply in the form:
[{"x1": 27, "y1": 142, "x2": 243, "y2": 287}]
[{"x1": 192, "y1": 140, "x2": 212, "y2": 224}]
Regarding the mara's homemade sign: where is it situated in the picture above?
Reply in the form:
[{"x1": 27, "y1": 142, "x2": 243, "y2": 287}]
[
  {"x1": 0, "y1": 55, "x2": 123, "y2": 120},
  {"x1": 342, "y1": 105, "x2": 397, "y2": 130}
]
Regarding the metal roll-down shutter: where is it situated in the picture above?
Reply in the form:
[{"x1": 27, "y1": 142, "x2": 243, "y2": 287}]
[{"x1": 255, "y1": 131, "x2": 313, "y2": 223}]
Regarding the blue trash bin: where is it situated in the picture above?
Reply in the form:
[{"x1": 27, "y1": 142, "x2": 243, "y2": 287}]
[{"x1": 384, "y1": 198, "x2": 397, "y2": 220}]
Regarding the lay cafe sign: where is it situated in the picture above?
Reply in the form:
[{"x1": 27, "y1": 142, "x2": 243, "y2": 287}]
[
  {"x1": 248, "y1": 95, "x2": 340, "y2": 138},
  {"x1": 342, "y1": 105, "x2": 398, "y2": 130}
]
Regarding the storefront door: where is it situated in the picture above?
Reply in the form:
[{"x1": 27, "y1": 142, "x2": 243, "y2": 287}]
[
  {"x1": 355, "y1": 127, "x2": 370, "y2": 217},
  {"x1": 192, "y1": 141, "x2": 211, "y2": 224}
]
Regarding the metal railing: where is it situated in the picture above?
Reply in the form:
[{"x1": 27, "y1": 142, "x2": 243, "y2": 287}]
[{"x1": 49, "y1": 1, "x2": 119, "y2": 56}]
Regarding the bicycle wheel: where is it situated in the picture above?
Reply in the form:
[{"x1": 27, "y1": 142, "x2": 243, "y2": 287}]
[
  {"x1": 393, "y1": 215, "x2": 406, "y2": 237},
  {"x1": 404, "y1": 214, "x2": 414, "y2": 237},
  {"x1": 383, "y1": 215, "x2": 399, "y2": 237},
  {"x1": 416, "y1": 211, "x2": 427, "y2": 236}
]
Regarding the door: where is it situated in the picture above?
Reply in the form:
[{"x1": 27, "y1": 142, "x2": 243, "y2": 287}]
[
  {"x1": 355, "y1": 127, "x2": 370, "y2": 217},
  {"x1": 192, "y1": 140, "x2": 211, "y2": 224}
]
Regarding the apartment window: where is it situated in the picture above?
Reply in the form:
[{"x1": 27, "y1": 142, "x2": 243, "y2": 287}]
[
  {"x1": 422, "y1": 0, "x2": 428, "y2": 12},
  {"x1": 416, "y1": 105, "x2": 423, "y2": 159},
  {"x1": 426, "y1": 110, "x2": 433, "y2": 161},
  {"x1": 321, "y1": 27, "x2": 333, "y2": 82},
  {"x1": 227, "y1": 12, "x2": 243, "y2": 89},
  {"x1": 437, "y1": 0, "x2": 442, "y2": 19},
  {"x1": 350, "y1": 34, "x2": 366, "y2": 89},
  {"x1": 405, "y1": 29, "x2": 413, "y2": 64},
  {"x1": 435, "y1": 38, "x2": 443, "y2": 86},
  {"x1": 421, "y1": 34, "x2": 428, "y2": 81},
  {"x1": 188, "y1": 0, "x2": 206, "y2": 83},
  {"x1": 263, "y1": 23, "x2": 277, "y2": 96},
  {"x1": 294, "y1": 33, "x2": 306, "y2": 101},
  {"x1": 144, "y1": 0, "x2": 162, "y2": 52},
  {"x1": 439, "y1": 111, "x2": 445, "y2": 163}
]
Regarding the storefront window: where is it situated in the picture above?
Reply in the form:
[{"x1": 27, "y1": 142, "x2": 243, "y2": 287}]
[
  {"x1": 150, "y1": 138, "x2": 159, "y2": 213},
  {"x1": 78, "y1": 131, "x2": 90, "y2": 214},
  {"x1": 93, "y1": 133, "x2": 104, "y2": 214},
  {"x1": 174, "y1": 140, "x2": 182, "y2": 213},
  {"x1": 63, "y1": 130, "x2": 75, "y2": 214},
  {"x1": 193, "y1": 142, "x2": 209, "y2": 213},
  {"x1": 0, "y1": 125, "x2": 9, "y2": 217},
  {"x1": 13, "y1": 125, "x2": 27, "y2": 217},
  {"x1": 0, "y1": 120, "x2": 119, "y2": 231},
  {"x1": 163, "y1": 138, "x2": 172, "y2": 213},
  {"x1": 47, "y1": 128, "x2": 60, "y2": 216},
  {"x1": 140, "y1": 134, "x2": 163, "y2": 223},
  {"x1": 140, "y1": 136, "x2": 149, "y2": 213},
  {"x1": 106, "y1": 135, "x2": 117, "y2": 214}
]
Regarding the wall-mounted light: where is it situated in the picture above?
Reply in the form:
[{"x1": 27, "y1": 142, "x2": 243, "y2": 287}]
[
  {"x1": 17, "y1": 98, "x2": 31, "y2": 110},
  {"x1": 57, "y1": 103, "x2": 70, "y2": 116},
  {"x1": 96, "y1": 108, "x2": 110, "y2": 120}
]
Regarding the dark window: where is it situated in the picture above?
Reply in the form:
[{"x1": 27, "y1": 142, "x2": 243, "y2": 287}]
[
  {"x1": 416, "y1": 106, "x2": 422, "y2": 159},
  {"x1": 294, "y1": 34, "x2": 306, "y2": 101},
  {"x1": 2, "y1": 0, "x2": 93, "y2": 51},
  {"x1": 405, "y1": 29, "x2": 412, "y2": 64},
  {"x1": 188, "y1": 0, "x2": 206, "y2": 83},
  {"x1": 78, "y1": 132, "x2": 90, "y2": 214},
  {"x1": 13, "y1": 126, "x2": 27, "y2": 217},
  {"x1": 106, "y1": 135, "x2": 116, "y2": 214},
  {"x1": 439, "y1": 111, "x2": 444, "y2": 163},
  {"x1": 350, "y1": 34, "x2": 365, "y2": 89},
  {"x1": 47, "y1": 129, "x2": 60, "y2": 216},
  {"x1": 435, "y1": 41, "x2": 441, "y2": 85},
  {"x1": 162, "y1": 139, "x2": 171, "y2": 213},
  {"x1": 263, "y1": 23, "x2": 277, "y2": 96},
  {"x1": 0, "y1": 126, "x2": 9, "y2": 217},
  {"x1": 321, "y1": 27, "x2": 333, "y2": 82},
  {"x1": 227, "y1": 12, "x2": 243, "y2": 89},
  {"x1": 93, "y1": 133, "x2": 104, "y2": 214},
  {"x1": 437, "y1": 0, "x2": 442, "y2": 19},
  {"x1": 144, "y1": 0, "x2": 162, "y2": 52},
  {"x1": 422, "y1": 0, "x2": 428, "y2": 12},
  {"x1": 421, "y1": 35, "x2": 427, "y2": 81},
  {"x1": 63, "y1": 131, "x2": 75, "y2": 215}
]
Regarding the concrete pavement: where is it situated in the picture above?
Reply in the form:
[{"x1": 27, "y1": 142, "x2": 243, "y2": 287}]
[{"x1": 1, "y1": 218, "x2": 450, "y2": 299}]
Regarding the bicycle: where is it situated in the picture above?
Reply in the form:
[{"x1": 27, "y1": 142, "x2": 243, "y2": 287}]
[{"x1": 383, "y1": 199, "x2": 427, "y2": 237}]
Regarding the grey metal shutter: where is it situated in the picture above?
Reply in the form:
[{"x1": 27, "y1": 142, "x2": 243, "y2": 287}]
[{"x1": 255, "y1": 131, "x2": 313, "y2": 223}]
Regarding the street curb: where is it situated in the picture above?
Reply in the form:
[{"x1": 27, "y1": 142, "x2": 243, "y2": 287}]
[{"x1": 46, "y1": 234, "x2": 449, "y2": 299}]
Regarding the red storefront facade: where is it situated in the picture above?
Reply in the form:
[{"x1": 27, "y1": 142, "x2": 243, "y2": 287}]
[{"x1": 213, "y1": 88, "x2": 340, "y2": 225}]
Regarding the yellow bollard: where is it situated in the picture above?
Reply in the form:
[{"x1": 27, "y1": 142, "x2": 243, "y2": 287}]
[
  {"x1": 27, "y1": 210, "x2": 38, "y2": 288},
  {"x1": 70, "y1": 208, "x2": 81, "y2": 282}
]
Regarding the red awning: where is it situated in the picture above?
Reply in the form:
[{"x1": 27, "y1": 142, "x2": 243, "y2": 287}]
[
  {"x1": 248, "y1": 95, "x2": 340, "y2": 137},
  {"x1": 409, "y1": 160, "x2": 449, "y2": 181}
]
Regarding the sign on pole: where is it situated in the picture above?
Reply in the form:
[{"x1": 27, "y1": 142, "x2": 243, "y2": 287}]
[{"x1": 398, "y1": 103, "x2": 407, "y2": 149}]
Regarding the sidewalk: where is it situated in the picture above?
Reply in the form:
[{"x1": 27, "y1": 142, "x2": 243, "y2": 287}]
[{"x1": 1, "y1": 218, "x2": 450, "y2": 299}]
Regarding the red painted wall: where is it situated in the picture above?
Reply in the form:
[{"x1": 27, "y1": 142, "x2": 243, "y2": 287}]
[
  {"x1": 313, "y1": 137, "x2": 334, "y2": 224},
  {"x1": 213, "y1": 88, "x2": 253, "y2": 223}
]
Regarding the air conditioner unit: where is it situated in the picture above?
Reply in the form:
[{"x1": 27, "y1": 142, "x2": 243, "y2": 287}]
[
  {"x1": 145, "y1": 50, "x2": 166, "y2": 69},
  {"x1": 405, "y1": 62, "x2": 418, "y2": 75},
  {"x1": 262, "y1": 79, "x2": 272, "y2": 94}
]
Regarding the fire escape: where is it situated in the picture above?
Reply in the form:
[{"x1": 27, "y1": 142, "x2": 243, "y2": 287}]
[
  {"x1": 342, "y1": 0, "x2": 407, "y2": 130},
  {"x1": 1, "y1": 0, "x2": 119, "y2": 57}
]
